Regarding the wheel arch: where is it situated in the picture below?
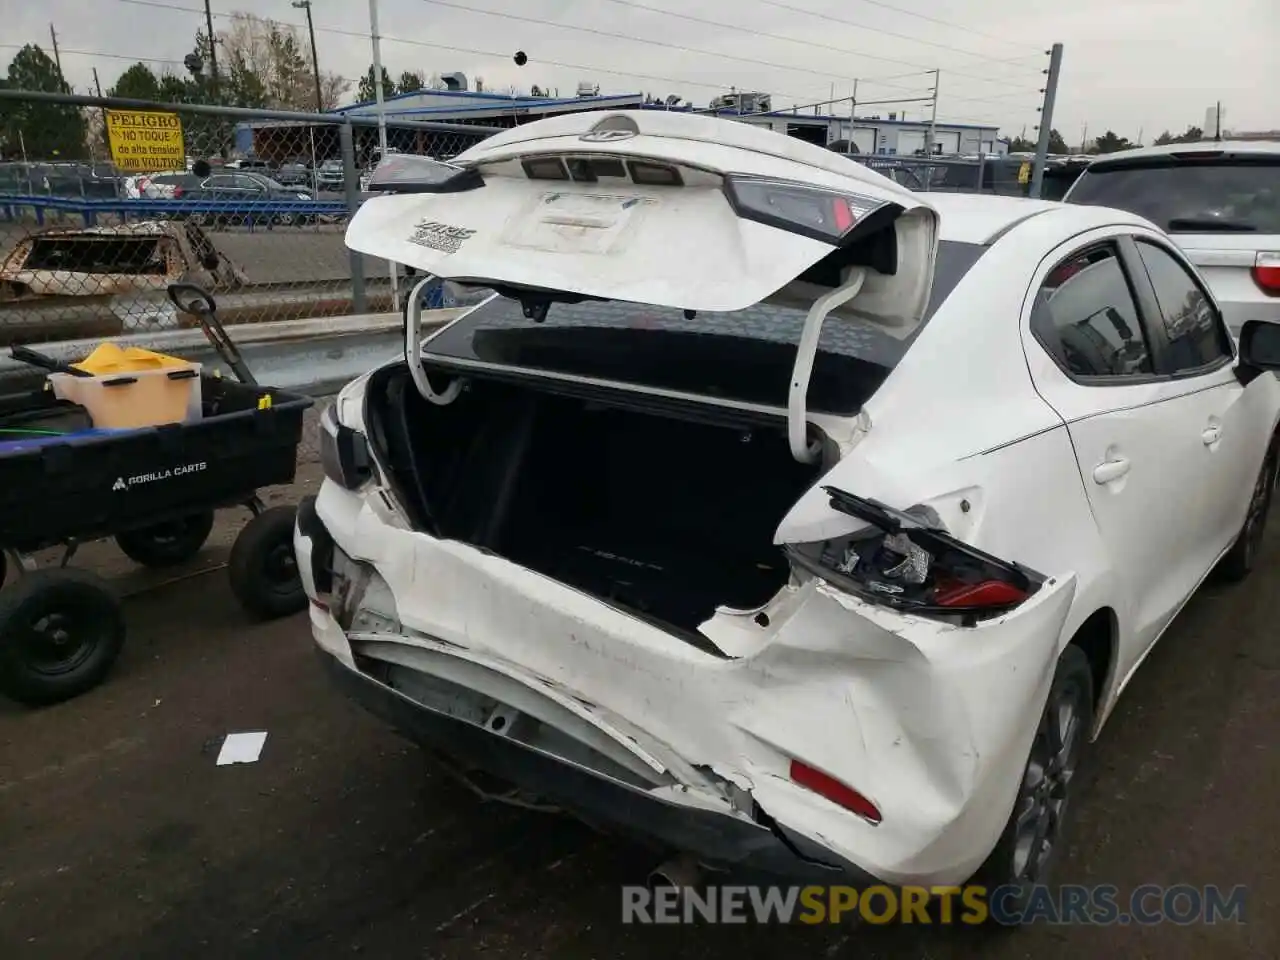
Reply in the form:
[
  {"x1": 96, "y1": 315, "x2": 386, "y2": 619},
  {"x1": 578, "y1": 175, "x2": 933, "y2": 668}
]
[{"x1": 1065, "y1": 605, "x2": 1118, "y2": 728}]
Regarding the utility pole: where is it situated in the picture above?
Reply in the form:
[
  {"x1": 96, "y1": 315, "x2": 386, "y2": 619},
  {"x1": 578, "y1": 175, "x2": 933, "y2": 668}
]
[
  {"x1": 1029, "y1": 42, "x2": 1063, "y2": 200},
  {"x1": 1080, "y1": 123, "x2": 1088, "y2": 153},
  {"x1": 49, "y1": 25, "x2": 63, "y2": 78},
  {"x1": 293, "y1": 0, "x2": 324, "y2": 113},
  {"x1": 368, "y1": 0, "x2": 389, "y2": 158},
  {"x1": 847, "y1": 79, "x2": 858, "y2": 155},
  {"x1": 203, "y1": 0, "x2": 220, "y2": 99},
  {"x1": 926, "y1": 69, "x2": 939, "y2": 158},
  {"x1": 92, "y1": 67, "x2": 107, "y2": 154},
  {"x1": 368, "y1": 0, "x2": 397, "y2": 311},
  {"x1": 1213, "y1": 100, "x2": 1223, "y2": 141}
]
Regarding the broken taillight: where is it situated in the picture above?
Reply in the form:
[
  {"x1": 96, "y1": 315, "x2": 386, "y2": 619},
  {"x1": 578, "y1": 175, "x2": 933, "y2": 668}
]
[
  {"x1": 789, "y1": 760, "x2": 882, "y2": 825},
  {"x1": 933, "y1": 579, "x2": 1028, "y2": 610},
  {"x1": 783, "y1": 487, "x2": 1043, "y2": 623}
]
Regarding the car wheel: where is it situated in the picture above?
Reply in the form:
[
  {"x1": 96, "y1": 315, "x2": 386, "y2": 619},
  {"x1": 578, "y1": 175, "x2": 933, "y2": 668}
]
[
  {"x1": 1216, "y1": 441, "x2": 1278, "y2": 583},
  {"x1": 973, "y1": 644, "x2": 1093, "y2": 924}
]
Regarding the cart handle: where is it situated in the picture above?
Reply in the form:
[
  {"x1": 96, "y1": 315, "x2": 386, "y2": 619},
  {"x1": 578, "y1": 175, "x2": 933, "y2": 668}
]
[{"x1": 167, "y1": 283, "x2": 218, "y2": 317}]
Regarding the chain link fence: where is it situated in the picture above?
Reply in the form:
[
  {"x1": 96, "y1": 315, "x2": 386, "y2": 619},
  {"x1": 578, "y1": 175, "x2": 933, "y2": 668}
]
[
  {"x1": 1, "y1": 89, "x2": 1092, "y2": 350},
  {"x1": 0, "y1": 90, "x2": 499, "y2": 347},
  {"x1": 853, "y1": 154, "x2": 1088, "y2": 200}
]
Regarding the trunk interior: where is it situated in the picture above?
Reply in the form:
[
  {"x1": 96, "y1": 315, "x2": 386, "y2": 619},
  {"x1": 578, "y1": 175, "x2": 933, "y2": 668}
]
[{"x1": 365, "y1": 366, "x2": 830, "y2": 641}]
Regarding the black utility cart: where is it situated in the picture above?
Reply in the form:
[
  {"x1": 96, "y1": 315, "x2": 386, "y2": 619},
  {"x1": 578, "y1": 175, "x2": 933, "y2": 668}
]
[{"x1": 0, "y1": 284, "x2": 314, "y2": 706}]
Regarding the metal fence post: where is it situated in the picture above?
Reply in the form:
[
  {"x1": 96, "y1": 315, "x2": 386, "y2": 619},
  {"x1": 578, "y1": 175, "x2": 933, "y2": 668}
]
[
  {"x1": 339, "y1": 120, "x2": 368, "y2": 313},
  {"x1": 1029, "y1": 43, "x2": 1064, "y2": 200},
  {"x1": 976, "y1": 152, "x2": 986, "y2": 192}
]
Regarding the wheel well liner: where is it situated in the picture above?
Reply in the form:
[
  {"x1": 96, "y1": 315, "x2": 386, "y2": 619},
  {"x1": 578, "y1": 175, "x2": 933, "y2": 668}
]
[{"x1": 1068, "y1": 607, "x2": 1116, "y2": 710}]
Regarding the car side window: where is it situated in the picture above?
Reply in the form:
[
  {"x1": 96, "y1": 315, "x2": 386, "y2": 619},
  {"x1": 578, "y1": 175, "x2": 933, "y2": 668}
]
[
  {"x1": 233, "y1": 175, "x2": 265, "y2": 191},
  {"x1": 205, "y1": 175, "x2": 234, "y2": 188},
  {"x1": 1030, "y1": 244, "x2": 1155, "y2": 379},
  {"x1": 1134, "y1": 240, "x2": 1233, "y2": 373}
]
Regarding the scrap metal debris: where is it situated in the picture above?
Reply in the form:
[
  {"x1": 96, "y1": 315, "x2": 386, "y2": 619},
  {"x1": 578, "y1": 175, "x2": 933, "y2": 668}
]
[{"x1": 0, "y1": 220, "x2": 245, "y2": 303}]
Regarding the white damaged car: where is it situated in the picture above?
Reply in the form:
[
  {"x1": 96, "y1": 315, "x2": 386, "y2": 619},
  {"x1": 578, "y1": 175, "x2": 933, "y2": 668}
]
[{"x1": 295, "y1": 111, "x2": 1280, "y2": 901}]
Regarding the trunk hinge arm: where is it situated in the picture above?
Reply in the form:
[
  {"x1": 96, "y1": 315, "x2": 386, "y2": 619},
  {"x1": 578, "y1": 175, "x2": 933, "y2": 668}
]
[
  {"x1": 788, "y1": 268, "x2": 867, "y2": 464},
  {"x1": 405, "y1": 273, "x2": 463, "y2": 406}
]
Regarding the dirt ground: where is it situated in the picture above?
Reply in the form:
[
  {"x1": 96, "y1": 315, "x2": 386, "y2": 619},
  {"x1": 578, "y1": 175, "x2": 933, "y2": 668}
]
[{"x1": 0, "y1": 432, "x2": 1276, "y2": 959}]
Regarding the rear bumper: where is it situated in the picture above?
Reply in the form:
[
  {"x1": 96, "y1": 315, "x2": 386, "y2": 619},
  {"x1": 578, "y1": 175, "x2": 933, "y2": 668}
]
[
  {"x1": 316, "y1": 645, "x2": 873, "y2": 883},
  {"x1": 295, "y1": 477, "x2": 1080, "y2": 888}
]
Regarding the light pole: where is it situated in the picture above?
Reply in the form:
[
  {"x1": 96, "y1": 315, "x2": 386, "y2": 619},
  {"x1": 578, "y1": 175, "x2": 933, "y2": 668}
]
[{"x1": 292, "y1": 0, "x2": 324, "y2": 113}]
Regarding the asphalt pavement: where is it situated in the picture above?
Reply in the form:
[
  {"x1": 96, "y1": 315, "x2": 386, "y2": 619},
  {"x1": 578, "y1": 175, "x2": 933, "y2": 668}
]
[{"x1": 0, "y1": 438, "x2": 1276, "y2": 959}]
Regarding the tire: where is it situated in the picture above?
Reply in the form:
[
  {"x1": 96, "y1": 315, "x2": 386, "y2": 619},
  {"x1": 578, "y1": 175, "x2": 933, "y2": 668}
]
[
  {"x1": 973, "y1": 644, "x2": 1094, "y2": 925},
  {"x1": 228, "y1": 505, "x2": 305, "y2": 620},
  {"x1": 1216, "y1": 442, "x2": 1278, "y2": 583},
  {"x1": 115, "y1": 511, "x2": 216, "y2": 568},
  {"x1": 0, "y1": 569, "x2": 125, "y2": 706}
]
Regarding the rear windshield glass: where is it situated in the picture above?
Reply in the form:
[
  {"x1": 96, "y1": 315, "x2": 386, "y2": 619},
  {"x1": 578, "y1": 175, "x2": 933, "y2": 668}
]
[
  {"x1": 1067, "y1": 158, "x2": 1280, "y2": 234},
  {"x1": 421, "y1": 240, "x2": 986, "y2": 416}
]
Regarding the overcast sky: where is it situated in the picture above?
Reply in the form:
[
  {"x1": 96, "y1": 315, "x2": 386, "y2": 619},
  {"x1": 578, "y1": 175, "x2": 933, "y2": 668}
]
[{"x1": 5, "y1": 0, "x2": 1276, "y2": 143}]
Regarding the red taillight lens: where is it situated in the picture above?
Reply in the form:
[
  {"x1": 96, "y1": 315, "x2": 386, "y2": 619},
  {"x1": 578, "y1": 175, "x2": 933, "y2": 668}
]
[
  {"x1": 933, "y1": 579, "x2": 1027, "y2": 609},
  {"x1": 1253, "y1": 253, "x2": 1280, "y2": 296},
  {"x1": 173, "y1": 186, "x2": 184, "y2": 198},
  {"x1": 789, "y1": 760, "x2": 882, "y2": 825}
]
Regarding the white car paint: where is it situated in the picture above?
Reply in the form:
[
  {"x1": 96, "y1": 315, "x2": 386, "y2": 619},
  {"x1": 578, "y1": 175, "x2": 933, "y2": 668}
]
[
  {"x1": 1064, "y1": 140, "x2": 1280, "y2": 335},
  {"x1": 301, "y1": 112, "x2": 1280, "y2": 889}
]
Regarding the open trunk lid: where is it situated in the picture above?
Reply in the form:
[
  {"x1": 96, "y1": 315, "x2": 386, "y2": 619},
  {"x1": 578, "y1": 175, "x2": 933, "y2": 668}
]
[{"x1": 345, "y1": 111, "x2": 939, "y2": 323}]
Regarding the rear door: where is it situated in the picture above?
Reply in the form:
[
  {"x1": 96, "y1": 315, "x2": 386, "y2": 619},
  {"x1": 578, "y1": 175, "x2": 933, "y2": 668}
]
[
  {"x1": 1127, "y1": 234, "x2": 1264, "y2": 551},
  {"x1": 1021, "y1": 230, "x2": 1238, "y2": 665},
  {"x1": 1064, "y1": 150, "x2": 1280, "y2": 334}
]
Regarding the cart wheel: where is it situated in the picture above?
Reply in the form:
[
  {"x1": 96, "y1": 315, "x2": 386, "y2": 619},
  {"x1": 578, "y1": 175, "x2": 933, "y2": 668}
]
[
  {"x1": 229, "y1": 505, "x2": 304, "y2": 620},
  {"x1": 0, "y1": 570, "x2": 125, "y2": 706},
  {"x1": 115, "y1": 511, "x2": 216, "y2": 568}
]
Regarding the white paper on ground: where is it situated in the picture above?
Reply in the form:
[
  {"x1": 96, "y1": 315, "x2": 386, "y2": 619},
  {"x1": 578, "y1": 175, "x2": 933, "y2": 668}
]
[{"x1": 216, "y1": 731, "x2": 268, "y2": 766}]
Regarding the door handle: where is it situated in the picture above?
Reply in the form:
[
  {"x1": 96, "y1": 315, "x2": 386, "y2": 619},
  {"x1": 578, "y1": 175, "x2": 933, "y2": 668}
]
[
  {"x1": 1093, "y1": 457, "x2": 1131, "y2": 485},
  {"x1": 1202, "y1": 425, "x2": 1223, "y2": 445}
]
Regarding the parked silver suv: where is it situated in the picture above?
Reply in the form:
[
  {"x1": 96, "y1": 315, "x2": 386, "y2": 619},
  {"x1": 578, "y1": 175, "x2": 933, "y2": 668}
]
[{"x1": 1064, "y1": 140, "x2": 1280, "y2": 335}]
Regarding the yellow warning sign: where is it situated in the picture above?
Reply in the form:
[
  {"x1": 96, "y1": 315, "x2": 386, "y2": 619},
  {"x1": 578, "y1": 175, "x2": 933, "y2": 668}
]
[
  {"x1": 106, "y1": 110, "x2": 185, "y2": 173},
  {"x1": 1017, "y1": 161, "x2": 1031, "y2": 185}
]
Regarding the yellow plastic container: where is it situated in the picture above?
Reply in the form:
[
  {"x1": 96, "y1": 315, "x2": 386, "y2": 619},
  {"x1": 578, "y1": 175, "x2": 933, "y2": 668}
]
[
  {"x1": 49, "y1": 343, "x2": 202, "y2": 429},
  {"x1": 71, "y1": 343, "x2": 192, "y2": 376}
]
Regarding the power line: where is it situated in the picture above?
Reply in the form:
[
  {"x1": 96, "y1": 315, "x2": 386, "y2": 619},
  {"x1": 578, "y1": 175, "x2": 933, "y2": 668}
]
[
  {"x1": 591, "y1": 0, "x2": 1044, "y2": 86},
  {"x1": 844, "y1": 0, "x2": 1043, "y2": 52},
  {"x1": 0, "y1": 41, "x2": 183, "y2": 68},
  {"x1": 418, "y1": 0, "x2": 874, "y2": 88},
  {"x1": 107, "y1": 0, "x2": 823, "y2": 104},
  {"x1": 750, "y1": 0, "x2": 1043, "y2": 67}
]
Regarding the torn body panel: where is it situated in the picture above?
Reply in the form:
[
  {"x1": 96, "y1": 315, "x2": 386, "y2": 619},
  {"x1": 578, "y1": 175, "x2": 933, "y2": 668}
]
[{"x1": 303, "y1": 476, "x2": 1077, "y2": 885}]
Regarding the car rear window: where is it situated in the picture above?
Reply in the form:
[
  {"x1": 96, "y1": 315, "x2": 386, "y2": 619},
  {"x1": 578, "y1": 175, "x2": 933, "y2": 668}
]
[
  {"x1": 421, "y1": 240, "x2": 987, "y2": 415},
  {"x1": 1066, "y1": 156, "x2": 1280, "y2": 234}
]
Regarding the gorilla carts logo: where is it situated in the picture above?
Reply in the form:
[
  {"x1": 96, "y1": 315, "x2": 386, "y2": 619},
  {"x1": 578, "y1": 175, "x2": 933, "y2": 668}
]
[{"x1": 112, "y1": 461, "x2": 208, "y2": 491}]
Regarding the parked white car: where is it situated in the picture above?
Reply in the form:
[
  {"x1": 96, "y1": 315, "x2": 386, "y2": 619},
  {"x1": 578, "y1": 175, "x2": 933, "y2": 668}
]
[
  {"x1": 296, "y1": 112, "x2": 1280, "y2": 909},
  {"x1": 1064, "y1": 140, "x2": 1280, "y2": 335}
]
